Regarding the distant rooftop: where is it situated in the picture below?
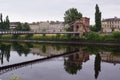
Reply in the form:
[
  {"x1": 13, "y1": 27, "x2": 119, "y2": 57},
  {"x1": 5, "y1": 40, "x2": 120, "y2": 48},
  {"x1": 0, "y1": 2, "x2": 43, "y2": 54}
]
[{"x1": 102, "y1": 17, "x2": 120, "y2": 22}]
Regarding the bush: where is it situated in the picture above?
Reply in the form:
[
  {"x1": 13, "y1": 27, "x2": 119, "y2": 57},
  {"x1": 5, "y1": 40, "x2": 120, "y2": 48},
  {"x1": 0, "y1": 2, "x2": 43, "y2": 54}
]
[
  {"x1": 85, "y1": 32, "x2": 100, "y2": 41},
  {"x1": 102, "y1": 34, "x2": 114, "y2": 41},
  {"x1": 112, "y1": 31, "x2": 120, "y2": 41}
]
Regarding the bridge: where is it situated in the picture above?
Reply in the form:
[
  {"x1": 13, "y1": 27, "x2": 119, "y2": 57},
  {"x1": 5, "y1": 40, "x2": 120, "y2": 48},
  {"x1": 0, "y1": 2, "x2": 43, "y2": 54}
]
[
  {"x1": 0, "y1": 50, "x2": 79, "y2": 75},
  {"x1": 0, "y1": 31, "x2": 79, "y2": 34}
]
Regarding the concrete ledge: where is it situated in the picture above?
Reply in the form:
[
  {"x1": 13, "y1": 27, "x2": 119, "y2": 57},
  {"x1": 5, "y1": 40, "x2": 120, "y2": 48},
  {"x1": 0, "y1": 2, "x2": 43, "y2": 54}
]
[{"x1": 0, "y1": 39, "x2": 120, "y2": 46}]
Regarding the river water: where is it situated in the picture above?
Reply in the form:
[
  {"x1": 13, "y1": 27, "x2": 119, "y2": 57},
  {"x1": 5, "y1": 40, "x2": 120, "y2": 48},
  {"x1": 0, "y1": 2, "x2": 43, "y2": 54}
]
[{"x1": 0, "y1": 42, "x2": 120, "y2": 80}]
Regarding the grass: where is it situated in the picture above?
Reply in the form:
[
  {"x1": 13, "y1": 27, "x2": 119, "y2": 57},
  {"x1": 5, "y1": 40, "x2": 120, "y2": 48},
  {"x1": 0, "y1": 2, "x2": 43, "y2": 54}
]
[{"x1": 0, "y1": 34, "x2": 79, "y2": 41}]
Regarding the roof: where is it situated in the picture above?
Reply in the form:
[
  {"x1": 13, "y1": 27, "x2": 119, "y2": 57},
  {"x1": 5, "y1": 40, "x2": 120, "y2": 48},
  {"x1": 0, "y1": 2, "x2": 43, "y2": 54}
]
[
  {"x1": 102, "y1": 17, "x2": 120, "y2": 22},
  {"x1": 10, "y1": 22, "x2": 20, "y2": 24}
]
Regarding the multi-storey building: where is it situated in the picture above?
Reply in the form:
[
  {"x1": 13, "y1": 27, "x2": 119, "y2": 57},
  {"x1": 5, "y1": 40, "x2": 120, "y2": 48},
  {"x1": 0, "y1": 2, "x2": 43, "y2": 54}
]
[
  {"x1": 29, "y1": 21, "x2": 69, "y2": 32},
  {"x1": 100, "y1": 51, "x2": 120, "y2": 65},
  {"x1": 102, "y1": 17, "x2": 120, "y2": 33}
]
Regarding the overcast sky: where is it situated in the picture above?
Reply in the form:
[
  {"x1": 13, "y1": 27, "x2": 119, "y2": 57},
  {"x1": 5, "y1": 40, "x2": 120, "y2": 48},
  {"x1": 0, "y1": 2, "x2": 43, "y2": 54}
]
[{"x1": 0, "y1": 0, "x2": 120, "y2": 24}]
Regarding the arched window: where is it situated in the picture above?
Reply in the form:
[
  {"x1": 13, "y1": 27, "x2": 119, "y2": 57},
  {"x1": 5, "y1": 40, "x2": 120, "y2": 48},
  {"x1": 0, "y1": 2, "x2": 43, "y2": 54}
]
[{"x1": 76, "y1": 25, "x2": 79, "y2": 32}]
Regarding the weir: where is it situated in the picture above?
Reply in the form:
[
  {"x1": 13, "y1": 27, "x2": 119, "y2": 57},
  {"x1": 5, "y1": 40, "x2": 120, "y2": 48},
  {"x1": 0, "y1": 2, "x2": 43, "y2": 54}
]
[{"x1": 0, "y1": 50, "x2": 79, "y2": 75}]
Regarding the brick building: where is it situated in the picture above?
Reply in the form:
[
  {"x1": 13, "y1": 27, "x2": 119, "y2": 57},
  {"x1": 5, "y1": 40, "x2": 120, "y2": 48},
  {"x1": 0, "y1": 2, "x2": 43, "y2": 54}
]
[{"x1": 73, "y1": 17, "x2": 90, "y2": 37}]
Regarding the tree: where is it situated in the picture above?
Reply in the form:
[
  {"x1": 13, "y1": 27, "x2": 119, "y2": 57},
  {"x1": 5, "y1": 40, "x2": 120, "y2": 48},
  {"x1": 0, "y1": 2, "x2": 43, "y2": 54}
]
[
  {"x1": 112, "y1": 31, "x2": 120, "y2": 41},
  {"x1": 5, "y1": 16, "x2": 10, "y2": 30},
  {"x1": 14, "y1": 23, "x2": 32, "y2": 39},
  {"x1": 0, "y1": 14, "x2": 3, "y2": 30},
  {"x1": 13, "y1": 23, "x2": 22, "y2": 38},
  {"x1": 64, "y1": 8, "x2": 82, "y2": 38},
  {"x1": 22, "y1": 23, "x2": 30, "y2": 31},
  {"x1": 85, "y1": 32, "x2": 100, "y2": 41},
  {"x1": 0, "y1": 14, "x2": 10, "y2": 30},
  {"x1": 94, "y1": 53, "x2": 101, "y2": 79},
  {"x1": 90, "y1": 25, "x2": 96, "y2": 31},
  {"x1": 64, "y1": 8, "x2": 82, "y2": 24},
  {"x1": 14, "y1": 23, "x2": 22, "y2": 31},
  {"x1": 95, "y1": 4, "x2": 101, "y2": 32}
]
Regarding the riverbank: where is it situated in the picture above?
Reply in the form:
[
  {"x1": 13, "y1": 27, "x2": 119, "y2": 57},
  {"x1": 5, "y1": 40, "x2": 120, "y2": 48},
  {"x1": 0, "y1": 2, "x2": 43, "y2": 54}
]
[{"x1": 0, "y1": 39, "x2": 120, "y2": 46}]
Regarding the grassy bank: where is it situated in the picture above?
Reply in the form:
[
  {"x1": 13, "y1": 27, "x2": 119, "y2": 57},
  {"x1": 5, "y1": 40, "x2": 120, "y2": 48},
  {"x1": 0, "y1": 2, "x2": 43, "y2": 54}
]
[
  {"x1": 0, "y1": 34, "x2": 77, "y2": 41},
  {"x1": 0, "y1": 31, "x2": 120, "y2": 43}
]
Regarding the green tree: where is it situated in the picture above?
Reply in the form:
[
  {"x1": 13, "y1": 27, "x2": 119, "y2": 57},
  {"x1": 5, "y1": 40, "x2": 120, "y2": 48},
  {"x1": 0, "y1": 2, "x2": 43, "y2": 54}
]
[
  {"x1": 85, "y1": 32, "x2": 100, "y2": 41},
  {"x1": 4, "y1": 16, "x2": 10, "y2": 30},
  {"x1": 0, "y1": 14, "x2": 4, "y2": 30},
  {"x1": 64, "y1": 8, "x2": 82, "y2": 38},
  {"x1": 112, "y1": 31, "x2": 120, "y2": 41},
  {"x1": 5, "y1": 16, "x2": 10, "y2": 30},
  {"x1": 90, "y1": 25, "x2": 96, "y2": 31},
  {"x1": 95, "y1": 4, "x2": 101, "y2": 32},
  {"x1": 0, "y1": 14, "x2": 10, "y2": 30},
  {"x1": 22, "y1": 23, "x2": 30, "y2": 31},
  {"x1": 14, "y1": 23, "x2": 30, "y2": 31},
  {"x1": 64, "y1": 8, "x2": 82, "y2": 24},
  {"x1": 14, "y1": 23, "x2": 22, "y2": 31},
  {"x1": 13, "y1": 23, "x2": 22, "y2": 38}
]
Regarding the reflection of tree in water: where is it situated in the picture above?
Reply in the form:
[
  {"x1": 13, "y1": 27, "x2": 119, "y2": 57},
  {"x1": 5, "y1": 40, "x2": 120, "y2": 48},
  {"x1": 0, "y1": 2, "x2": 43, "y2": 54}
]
[
  {"x1": 12, "y1": 42, "x2": 30, "y2": 57},
  {"x1": 94, "y1": 53, "x2": 101, "y2": 79},
  {"x1": 0, "y1": 44, "x2": 11, "y2": 64},
  {"x1": 66, "y1": 46, "x2": 79, "y2": 52},
  {"x1": 64, "y1": 50, "x2": 89, "y2": 75},
  {"x1": 42, "y1": 45, "x2": 46, "y2": 53},
  {"x1": 56, "y1": 45, "x2": 61, "y2": 51},
  {"x1": 64, "y1": 54, "x2": 82, "y2": 75}
]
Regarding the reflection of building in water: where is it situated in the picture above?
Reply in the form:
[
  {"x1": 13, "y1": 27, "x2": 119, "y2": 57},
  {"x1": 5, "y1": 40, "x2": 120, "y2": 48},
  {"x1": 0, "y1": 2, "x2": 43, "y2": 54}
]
[
  {"x1": 30, "y1": 46, "x2": 66, "y2": 56},
  {"x1": 70, "y1": 51, "x2": 89, "y2": 64},
  {"x1": 100, "y1": 52, "x2": 120, "y2": 64},
  {"x1": 64, "y1": 48, "x2": 89, "y2": 75}
]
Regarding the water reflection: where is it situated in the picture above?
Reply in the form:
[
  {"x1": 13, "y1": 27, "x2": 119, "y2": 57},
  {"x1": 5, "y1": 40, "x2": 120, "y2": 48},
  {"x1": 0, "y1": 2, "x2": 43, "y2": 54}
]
[
  {"x1": 0, "y1": 42, "x2": 79, "y2": 65},
  {"x1": 0, "y1": 44, "x2": 11, "y2": 64},
  {"x1": 101, "y1": 51, "x2": 120, "y2": 65},
  {"x1": 64, "y1": 48, "x2": 89, "y2": 75},
  {"x1": 64, "y1": 46, "x2": 120, "y2": 79},
  {"x1": 12, "y1": 42, "x2": 30, "y2": 56},
  {"x1": 0, "y1": 42, "x2": 120, "y2": 80},
  {"x1": 94, "y1": 53, "x2": 101, "y2": 79}
]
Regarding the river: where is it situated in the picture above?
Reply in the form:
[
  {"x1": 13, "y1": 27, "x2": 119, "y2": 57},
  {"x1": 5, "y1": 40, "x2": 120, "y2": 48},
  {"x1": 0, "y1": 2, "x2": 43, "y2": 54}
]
[{"x1": 0, "y1": 42, "x2": 119, "y2": 80}]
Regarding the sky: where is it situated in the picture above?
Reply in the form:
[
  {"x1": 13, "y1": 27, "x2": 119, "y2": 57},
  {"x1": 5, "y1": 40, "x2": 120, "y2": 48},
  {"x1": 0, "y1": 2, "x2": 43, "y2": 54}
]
[{"x1": 0, "y1": 0, "x2": 120, "y2": 24}]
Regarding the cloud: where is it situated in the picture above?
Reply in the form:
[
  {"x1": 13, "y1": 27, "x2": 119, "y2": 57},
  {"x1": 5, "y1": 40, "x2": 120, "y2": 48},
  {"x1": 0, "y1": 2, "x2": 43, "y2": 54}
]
[{"x1": 0, "y1": 0, "x2": 120, "y2": 24}]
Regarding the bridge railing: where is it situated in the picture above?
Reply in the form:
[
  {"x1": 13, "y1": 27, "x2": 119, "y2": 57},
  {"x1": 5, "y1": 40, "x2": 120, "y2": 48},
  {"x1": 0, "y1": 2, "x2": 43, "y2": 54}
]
[{"x1": 0, "y1": 31, "x2": 80, "y2": 34}]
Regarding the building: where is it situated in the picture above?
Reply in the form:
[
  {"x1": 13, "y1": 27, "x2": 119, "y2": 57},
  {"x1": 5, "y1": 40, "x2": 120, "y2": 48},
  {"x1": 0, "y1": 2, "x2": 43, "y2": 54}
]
[
  {"x1": 64, "y1": 48, "x2": 89, "y2": 67},
  {"x1": 30, "y1": 45, "x2": 66, "y2": 56},
  {"x1": 100, "y1": 51, "x2": 120, "y2": 65},
  {"x1": 10, "y1": 22, "x2": 20, "y2": 30},
  {"x1": 73, "y1": 17, "x2": 90, "y2": 37},
  {"x1": 29, "y1": 21, "x2": 69, "y2": 32},
  {"x1": 49, "y1": 21, "x2": 66, "y2": 32},
  {"x1": 29, "y1": 22, "x2": 40, "y2": 32},
  {"x1": 39, "y1": 21, "x2": 50, "y2": 32},
  {"x1": 102, "y1": 17, "x2": 120, "y2": 33}
]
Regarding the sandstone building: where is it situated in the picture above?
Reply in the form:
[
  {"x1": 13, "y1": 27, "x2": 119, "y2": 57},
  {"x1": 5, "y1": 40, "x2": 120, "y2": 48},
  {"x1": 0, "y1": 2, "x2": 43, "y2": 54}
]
[
  {"x1": 29, "y1": 21, "x2": 69, "y2": 32},
  {"x1": 102, "y1": 17, "x2": 120, "y2": 33}
]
